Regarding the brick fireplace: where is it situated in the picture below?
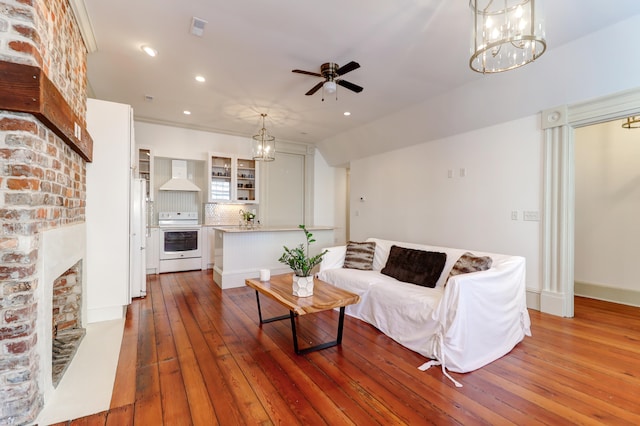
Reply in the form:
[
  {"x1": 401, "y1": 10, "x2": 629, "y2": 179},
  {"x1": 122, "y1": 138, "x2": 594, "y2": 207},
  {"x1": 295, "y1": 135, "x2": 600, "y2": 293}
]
[
  {"x1": 0, "y1": 0, "x2": 93, "y2": 424},
  {"x1": 51, "y1": 259, "x2": 84, "y2": 387}
]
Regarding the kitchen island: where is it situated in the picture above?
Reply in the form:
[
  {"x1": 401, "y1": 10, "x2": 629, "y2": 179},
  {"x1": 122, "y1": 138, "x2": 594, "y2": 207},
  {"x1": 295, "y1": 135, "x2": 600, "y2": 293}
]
[{"x1": 212, "y1": 226, "x2": 334, "y2": 289}]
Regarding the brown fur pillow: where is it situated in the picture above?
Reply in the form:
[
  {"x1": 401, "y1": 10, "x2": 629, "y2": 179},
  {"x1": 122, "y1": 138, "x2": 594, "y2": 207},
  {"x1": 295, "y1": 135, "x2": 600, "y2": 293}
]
[
  {"x1": 446, "y1": 252, "x2": 493, "y2": 286},
  {"x1": 343, "y1": 241, "x2": 376, "y2": 270},
  {"x1": 381, "y1": 245, "x2": 447, "y2": 288}
]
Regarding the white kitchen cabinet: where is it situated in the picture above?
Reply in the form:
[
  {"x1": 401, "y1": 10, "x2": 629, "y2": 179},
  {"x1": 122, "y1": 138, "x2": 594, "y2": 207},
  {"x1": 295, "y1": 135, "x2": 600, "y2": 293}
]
[
  {"x1": 236, "y1": 157, "x2": 258, "y2": 203},
  {"x1": 136, "y1": 146, "x2": 153, "y2": 201},
  {"x1": 207, "y1": 152, "x2": 259, "y2": 203},
  {"x1": 146, "y1": 227, "x2": 159, "y2": 274},
  {"x1": 201, "y1": 226, "x2": 216, "y2": 270},
  {"x1": 208, "y1": 153, "x2": 232, "y2": 201},
  {"x1": 86, "y1": 98, "x2": 140, "y2": 322}
]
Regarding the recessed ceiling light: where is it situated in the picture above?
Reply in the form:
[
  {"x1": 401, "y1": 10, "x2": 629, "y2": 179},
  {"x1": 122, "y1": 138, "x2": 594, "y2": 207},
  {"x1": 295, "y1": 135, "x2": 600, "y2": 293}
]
[
  {"x1": 344, "y1": 111, "x2": 351, "y2": 116},
  {"x1": 195, "y1": 75, "x2": 206, "y2": 83},
  {"x1": 183, "y1": 110, "x2": 191, "y2": 115},
  {"x1": 141, "y1": 45, "x2": 158, "y2": 57}
]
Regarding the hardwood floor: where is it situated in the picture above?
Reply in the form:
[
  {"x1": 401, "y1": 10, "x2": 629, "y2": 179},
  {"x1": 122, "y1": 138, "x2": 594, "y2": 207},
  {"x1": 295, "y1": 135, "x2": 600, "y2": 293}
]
[{"x1": 51, "y1": 270, "x2": 640, "y2": 425}]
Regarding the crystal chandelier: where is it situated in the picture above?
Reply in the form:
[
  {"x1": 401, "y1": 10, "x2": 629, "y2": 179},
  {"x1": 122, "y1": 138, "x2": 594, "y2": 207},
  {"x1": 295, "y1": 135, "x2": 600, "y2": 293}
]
[
  {"x1": 469, "y1": 0, "x2": 546, "y2": 73},
  {"x1": 622, "y1": 116, "x2": 640, "y2": 129},
  {"x1": 252, "y1": 113, "x2": 275, "y2": 161}
]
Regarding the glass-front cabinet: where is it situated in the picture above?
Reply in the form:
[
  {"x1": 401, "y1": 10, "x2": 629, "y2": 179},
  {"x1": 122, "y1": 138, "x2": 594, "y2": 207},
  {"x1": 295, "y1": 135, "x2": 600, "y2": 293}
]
[
  {"x1": 208, "y1": 153, "x2": 259, "y2": 203},
  {"x1": 137, "y1": 147, "x2": 153, "y2": 201},
  {"x1": 209, "y1": 154, "x2": 232, "y2": 201},
  {"x1": 236, "y1": 158, "x2": 257, "y2": 202}
]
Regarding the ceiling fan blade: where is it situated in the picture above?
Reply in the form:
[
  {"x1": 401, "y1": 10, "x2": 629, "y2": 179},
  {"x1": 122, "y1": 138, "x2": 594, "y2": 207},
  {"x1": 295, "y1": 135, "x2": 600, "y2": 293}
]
[
  {"x1": 305, "y1": 81, "x2": 324, "y2": 96},
  {"x1": 292, "y1": 69, "x2": 322, "y2": 77},
  {"x1": 337, "y1": 79, "x2": 363, "y2": 93},
  {"x1": 336, "y1": 61, "x2": 360, "y2": 76}
]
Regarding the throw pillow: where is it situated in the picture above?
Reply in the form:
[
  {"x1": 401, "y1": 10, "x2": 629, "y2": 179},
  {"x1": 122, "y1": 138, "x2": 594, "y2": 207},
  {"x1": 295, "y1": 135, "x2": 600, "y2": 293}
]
[
  {"x1": 381, "y1": 245, "x2": 447, "y2": 288},
  {"x1": 446, "y1": 252, "x2": 493, "y2": 285},
  {"x1": 343, "y1": 241, "x2": 376, "y2": 270}
]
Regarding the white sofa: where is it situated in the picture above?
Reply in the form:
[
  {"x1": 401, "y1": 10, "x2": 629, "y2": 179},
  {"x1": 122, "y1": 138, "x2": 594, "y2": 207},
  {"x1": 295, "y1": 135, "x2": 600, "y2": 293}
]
[{"x1": 318, "y1": 238, "x2": 531, "y2": 380}]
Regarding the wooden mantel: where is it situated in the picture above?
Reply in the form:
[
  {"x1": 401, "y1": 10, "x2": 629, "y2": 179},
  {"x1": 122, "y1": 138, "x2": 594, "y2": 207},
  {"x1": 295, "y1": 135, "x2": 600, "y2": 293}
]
[{"x1": 0, "y1": 60, "x2": 93, "y2": 162}]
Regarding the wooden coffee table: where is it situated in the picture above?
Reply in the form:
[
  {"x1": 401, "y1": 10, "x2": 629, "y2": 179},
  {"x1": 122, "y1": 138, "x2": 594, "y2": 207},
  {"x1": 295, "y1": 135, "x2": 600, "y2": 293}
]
[{"x1": 245, "y1": 274, "x2": 360, "y2": 355}]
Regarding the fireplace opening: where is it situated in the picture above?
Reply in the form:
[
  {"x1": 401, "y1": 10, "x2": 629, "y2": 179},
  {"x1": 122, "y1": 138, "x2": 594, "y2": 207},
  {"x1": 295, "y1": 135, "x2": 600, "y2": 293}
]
[{"x1": 51, "y1": 260, "x2": 85, "y2": 387}]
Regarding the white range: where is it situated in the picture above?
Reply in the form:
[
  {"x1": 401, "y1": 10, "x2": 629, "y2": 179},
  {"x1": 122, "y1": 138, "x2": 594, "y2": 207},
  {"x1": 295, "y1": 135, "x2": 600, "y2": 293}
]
[{"x1": 158, "y1": 211, "x2": 202, "y2": 273}]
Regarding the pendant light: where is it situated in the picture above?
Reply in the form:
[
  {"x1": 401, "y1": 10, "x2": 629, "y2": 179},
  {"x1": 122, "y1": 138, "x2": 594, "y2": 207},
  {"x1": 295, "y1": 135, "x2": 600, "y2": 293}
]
[
  {"x1": 252, "y1": 113, "x2": 275, "y2": 161},
  {"x1": 622, "y1": 116, "x2": 640, "y2": 129},
  {"x1": 469, "y1": 0, "x2": 546, "y2": 73}
]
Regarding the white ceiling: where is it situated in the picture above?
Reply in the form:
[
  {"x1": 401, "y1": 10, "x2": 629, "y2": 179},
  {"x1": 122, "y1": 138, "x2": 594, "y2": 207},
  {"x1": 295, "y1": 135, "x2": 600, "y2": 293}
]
[{"x1": 82, "y1": 0, "x2": 640, "y2": 154}]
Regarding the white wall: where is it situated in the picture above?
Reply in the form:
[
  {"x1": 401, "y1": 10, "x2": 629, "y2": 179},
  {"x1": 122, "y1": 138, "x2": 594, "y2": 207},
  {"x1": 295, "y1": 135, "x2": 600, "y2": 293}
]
[
  {"x1": 575, "y1": 120, "x2": 640, "y2": 293},
  {"x1": 314, "y1": 152, "x2": 348, "y2": 245},
  {"x1": 135, "y1": 121, "x2": 253, "y2": 161},
  {"x1": 349, "y1": 115, "x2": 542, "y2": 292}
]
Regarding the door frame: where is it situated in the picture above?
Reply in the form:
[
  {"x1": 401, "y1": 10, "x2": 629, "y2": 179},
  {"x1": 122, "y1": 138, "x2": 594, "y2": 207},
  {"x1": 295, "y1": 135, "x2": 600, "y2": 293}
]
[{"x1": 541, "y1": 87, "x2": 640, "y2": 317}]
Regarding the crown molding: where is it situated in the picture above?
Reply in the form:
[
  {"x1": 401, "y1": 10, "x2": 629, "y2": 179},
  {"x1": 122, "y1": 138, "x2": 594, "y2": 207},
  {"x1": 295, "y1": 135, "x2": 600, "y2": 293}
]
[{"x1": 69, "y1": 0, "x2": 97, "y2": 53}]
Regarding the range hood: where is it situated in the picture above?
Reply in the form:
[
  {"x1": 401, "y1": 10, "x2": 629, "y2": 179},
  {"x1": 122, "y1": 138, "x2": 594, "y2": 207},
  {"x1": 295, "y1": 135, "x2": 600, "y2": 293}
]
[{"x1": 159, "y1": 159, "x2": 201, "y2": 192}]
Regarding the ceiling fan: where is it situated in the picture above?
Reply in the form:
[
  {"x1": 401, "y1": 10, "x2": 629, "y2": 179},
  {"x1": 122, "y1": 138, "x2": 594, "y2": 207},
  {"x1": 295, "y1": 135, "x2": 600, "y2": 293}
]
[{"x1": 292, "y1": 61, "x2": 363, "y2": 98}]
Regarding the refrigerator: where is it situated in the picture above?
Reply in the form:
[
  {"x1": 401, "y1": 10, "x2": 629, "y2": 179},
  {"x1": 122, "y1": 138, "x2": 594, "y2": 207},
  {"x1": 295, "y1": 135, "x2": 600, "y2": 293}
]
[{"x1": 130, "y1": 178, "x2": 147, "y2": 299}]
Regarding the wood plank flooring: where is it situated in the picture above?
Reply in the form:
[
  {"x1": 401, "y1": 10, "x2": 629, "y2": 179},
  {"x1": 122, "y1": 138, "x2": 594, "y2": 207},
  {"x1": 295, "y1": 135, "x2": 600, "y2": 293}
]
[{"x1": 51, "y1": 270, "x2": 640, "y2": 425}]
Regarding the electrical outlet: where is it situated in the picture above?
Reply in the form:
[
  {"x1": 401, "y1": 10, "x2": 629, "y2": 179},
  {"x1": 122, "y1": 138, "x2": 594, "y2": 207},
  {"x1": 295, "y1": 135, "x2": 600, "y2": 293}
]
[{"x1": 523, "y1": 211, "x2": 540, "y2": 221}]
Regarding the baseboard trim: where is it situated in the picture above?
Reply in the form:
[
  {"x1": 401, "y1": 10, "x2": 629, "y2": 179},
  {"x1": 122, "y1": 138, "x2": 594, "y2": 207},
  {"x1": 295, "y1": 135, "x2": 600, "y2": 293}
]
[
  {"x1": 87, "y1": 306, "x2": 126, "y2": 323},
  {"x1": 540, "y1": 290, "x2": 569, "y2": 317},
  {"x1": 213, "y1": 266, "x2": 292, "y2": 290},
  {"x1": 526, "y1": 290, "x2": 540, "y2": 311},
  {"x1": 574, "y1": 281, "x2": 640, "y2": 308}
]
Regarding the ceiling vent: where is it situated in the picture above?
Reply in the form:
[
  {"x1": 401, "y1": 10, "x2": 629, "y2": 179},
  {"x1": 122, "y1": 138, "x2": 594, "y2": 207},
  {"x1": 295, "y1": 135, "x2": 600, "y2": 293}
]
[{"x1": 190, "y1": 17, "x2": 208, "y2": 37}]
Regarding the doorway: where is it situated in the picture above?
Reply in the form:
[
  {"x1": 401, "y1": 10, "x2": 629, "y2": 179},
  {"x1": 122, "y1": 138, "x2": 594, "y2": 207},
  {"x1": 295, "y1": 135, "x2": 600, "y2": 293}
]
[
  {"x1": 574, "y1": 119, "x2": 640, "y2": 307},
  {"x1": 541, "y1": 87, "x2": 640, "y2": 317}
]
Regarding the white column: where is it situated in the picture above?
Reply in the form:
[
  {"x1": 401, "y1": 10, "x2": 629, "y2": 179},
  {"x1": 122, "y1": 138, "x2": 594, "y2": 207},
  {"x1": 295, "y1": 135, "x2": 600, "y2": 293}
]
[{"x1": 541, "y1": 106, "x2": 574, "y2": 317}]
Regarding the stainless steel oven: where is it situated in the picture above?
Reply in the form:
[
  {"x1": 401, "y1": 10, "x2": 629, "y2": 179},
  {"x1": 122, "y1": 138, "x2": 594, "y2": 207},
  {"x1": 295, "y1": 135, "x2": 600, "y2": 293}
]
[{"x1": 158, "y1": 212, "x2": 202, "y2": 273}]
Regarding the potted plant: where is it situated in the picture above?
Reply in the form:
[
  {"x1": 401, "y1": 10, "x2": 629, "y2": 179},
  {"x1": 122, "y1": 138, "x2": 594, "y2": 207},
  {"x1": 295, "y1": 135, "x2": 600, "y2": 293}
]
[
  {"x1": 239, "y1": 209, "x2": 255, "y2": 228},
  {"x1": 278, "y1": 224, "x2": 328, "y2": 297}
]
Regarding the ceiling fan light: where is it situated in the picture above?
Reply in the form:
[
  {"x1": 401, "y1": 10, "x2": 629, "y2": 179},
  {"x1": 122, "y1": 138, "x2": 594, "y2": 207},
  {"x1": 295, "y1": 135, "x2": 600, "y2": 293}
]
[{"x1": 323, "y1": 80, "x2": 337, "y2": 94}]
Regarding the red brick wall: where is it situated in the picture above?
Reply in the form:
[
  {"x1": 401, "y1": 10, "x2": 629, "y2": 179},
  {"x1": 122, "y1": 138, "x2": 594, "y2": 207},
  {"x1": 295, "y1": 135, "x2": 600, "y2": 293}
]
[
  {"x1": 0, "y1": 0, "x2": 88, "y2": 423},
  {"x1": 52, "y1": 260, "x2": 82, "y2": 334},
  {"x1": 1, "y1": 0, "x2": 88, "y2": 121}
]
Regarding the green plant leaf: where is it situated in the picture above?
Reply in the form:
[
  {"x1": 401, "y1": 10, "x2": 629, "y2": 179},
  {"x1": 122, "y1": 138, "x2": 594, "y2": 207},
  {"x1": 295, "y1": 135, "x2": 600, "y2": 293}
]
[{"x1": 278, "y1": 225, "x2": 327, "y2": 277}]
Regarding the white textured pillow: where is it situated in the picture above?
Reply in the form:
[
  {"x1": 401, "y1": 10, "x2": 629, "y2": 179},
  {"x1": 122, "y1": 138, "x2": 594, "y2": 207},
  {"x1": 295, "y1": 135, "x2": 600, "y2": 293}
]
[
  {"x1": 446, "y1": 252, "x2": 493, "y2": 286},
  {"x1": 343, "y1": 241, "x2": 376, "y2": 270}
]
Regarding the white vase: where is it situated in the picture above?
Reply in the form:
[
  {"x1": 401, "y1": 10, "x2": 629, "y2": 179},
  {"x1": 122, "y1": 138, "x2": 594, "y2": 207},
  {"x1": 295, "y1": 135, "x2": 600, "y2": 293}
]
[{"x1": 292, "y1": 275, "x2": 314, "y2": 297}]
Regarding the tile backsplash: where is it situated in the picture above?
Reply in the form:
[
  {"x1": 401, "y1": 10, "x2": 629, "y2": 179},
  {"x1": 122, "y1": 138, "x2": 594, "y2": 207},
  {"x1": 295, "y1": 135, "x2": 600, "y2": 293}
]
[{"x1": 204, "y1": 203, "x2": 258, "y2": 225}]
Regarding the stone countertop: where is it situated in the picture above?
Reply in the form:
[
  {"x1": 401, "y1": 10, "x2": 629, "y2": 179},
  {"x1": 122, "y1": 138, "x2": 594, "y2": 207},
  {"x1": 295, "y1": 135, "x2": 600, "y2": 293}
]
[{"x1": 212, "y1": 226, "x2": 334, "y2": 233}]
